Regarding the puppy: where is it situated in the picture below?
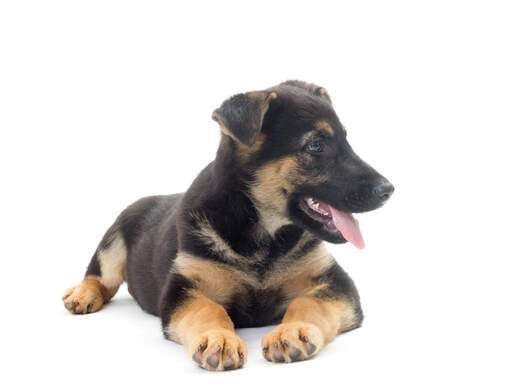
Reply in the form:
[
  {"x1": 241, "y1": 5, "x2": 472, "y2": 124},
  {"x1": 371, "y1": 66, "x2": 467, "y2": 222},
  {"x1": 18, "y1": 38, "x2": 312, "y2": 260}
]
[{"x1": 63, "y1": 80, "x2": 394, "y2": 371}]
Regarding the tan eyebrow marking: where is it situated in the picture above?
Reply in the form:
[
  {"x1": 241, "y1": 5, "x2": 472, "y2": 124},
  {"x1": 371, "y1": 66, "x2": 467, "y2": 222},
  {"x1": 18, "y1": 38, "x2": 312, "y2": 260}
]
[{"x1": 314, "y1": 120, "x2": 335, "y2": 135}]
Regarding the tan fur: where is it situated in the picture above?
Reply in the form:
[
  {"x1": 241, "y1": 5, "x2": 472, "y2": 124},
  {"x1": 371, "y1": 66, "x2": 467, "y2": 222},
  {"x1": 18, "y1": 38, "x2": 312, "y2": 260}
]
[
  {"x1": 262, "y1": 91, "x2": 277, "y2": 116},
  {"x1": 315, "y1": 120, "x2": 334, "y2": 135},
  {"x1": 277, "y1": 243, "x2": 334, "y2": 298},
  {"x1": 283, "y1": 296, "x2": 357, "y2": 338},
  {"x1": 63, "y1": 235, "x2": 126, "y2": 314},
  {"x1": 213, "y1": 115, "x2": 236, "y2": 140},
  {"x1": 317, "y1": 87, "x2": 332, "y2": 104},
  {"x1": 262, "y1": 296, "x2": 357, "y2": 363},
  {"x1": 174, "y1": 252, "x2": 257, "y2": 305},
  {"x1": 62, "y1": 276, "x2": 109, "y2": 314},
  {"x1": 168, "y1": 291, "x2": 248, "y2": 371},
  {"x1": 173, "y1": 242, "x2": 333, "y2": 304},
  {"x1": 97, "y1": 235, "x2": 127, "y2": 298},
  {"x1": 250, "y1": 156, "x2": 297, "y2": 234},
  {"x1": 235, "y1": 133, "x2": 266, "y2": 161},
  {"x1": 250, "y1": 156, "x2": 329, "y2": 234}
]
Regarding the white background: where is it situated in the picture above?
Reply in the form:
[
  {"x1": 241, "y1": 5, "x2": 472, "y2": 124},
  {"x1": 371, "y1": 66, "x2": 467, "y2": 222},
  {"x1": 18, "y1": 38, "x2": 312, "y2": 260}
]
[{"x1": 1, "y1": 1, "x2": 511, "y2": 390}]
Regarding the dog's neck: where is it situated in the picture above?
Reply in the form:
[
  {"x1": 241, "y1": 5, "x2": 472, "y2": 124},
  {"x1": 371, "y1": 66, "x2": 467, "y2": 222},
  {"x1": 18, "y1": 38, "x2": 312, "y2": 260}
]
[{"x1": 211, "y1": 137, "x2": 292, "y2": 237}]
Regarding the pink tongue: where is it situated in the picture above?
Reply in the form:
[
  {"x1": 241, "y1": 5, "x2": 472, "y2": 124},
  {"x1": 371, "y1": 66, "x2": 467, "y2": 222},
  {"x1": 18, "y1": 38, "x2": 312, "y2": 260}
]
[{"x1": 327, "y1": 206, "x2": 365, "y2": 249}]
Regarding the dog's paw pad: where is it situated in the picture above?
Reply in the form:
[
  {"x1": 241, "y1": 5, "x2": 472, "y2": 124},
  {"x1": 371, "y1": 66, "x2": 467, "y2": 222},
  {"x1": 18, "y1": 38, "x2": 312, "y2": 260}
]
[
  {"x1": 262, "y1": 322, "x2": 324, "y2": 363},
  {"x1": 190, "y1": 331, "x2": 247, "y2": 371},
  {"x1": 62, "y1": 279, "x2": 105, "y2": 315}
]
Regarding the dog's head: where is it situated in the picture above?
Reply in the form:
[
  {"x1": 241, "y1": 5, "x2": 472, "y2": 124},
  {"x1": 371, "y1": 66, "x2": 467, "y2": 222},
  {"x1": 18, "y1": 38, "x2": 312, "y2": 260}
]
[{"x1": 212, "y1": 80, "x2": 394, "y2": 248}]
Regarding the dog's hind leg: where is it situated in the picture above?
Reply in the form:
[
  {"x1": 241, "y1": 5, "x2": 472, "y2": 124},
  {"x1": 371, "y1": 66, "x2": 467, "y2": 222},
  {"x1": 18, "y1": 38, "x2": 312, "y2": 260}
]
[{"x1": 63, "y1": 226, "x2": 127, "y2": 315}]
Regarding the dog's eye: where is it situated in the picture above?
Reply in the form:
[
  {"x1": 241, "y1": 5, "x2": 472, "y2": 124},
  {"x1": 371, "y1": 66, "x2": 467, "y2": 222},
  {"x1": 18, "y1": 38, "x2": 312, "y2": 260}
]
[{"x1": 306, "y1": 140, "x2": 324, "y2": 154}]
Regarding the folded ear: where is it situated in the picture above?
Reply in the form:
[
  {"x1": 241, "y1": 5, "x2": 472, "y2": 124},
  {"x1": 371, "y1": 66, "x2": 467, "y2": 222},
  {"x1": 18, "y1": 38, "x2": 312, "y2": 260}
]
[
  {"x1": 280, "y1": 80, "x2": 332, "y2": 104},
  {"x1": 212, "y1": 91, "x2": 277, "y2": 146}
]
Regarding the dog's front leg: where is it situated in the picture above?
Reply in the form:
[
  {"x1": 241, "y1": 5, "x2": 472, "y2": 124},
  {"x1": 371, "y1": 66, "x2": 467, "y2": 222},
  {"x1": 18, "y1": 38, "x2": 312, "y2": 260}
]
[
  {"x1": 262, "y1": 263, "x2": 362, "y2": 363},
  {"x1": 163, "y1": 289, "x2": 247, "y2": 371}
]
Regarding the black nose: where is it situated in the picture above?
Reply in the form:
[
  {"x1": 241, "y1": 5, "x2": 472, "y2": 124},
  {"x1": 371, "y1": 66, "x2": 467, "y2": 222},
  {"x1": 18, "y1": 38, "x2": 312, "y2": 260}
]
[{"x1": 372, "y1": 180, "x2": 394, "y2": 202}]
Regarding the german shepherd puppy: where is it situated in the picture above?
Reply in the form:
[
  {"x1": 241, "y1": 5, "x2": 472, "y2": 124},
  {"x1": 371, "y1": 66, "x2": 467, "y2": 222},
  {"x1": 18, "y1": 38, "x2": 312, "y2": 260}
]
[{"x1": 63, "y1": 80, "x2": 394, "y2": 371}]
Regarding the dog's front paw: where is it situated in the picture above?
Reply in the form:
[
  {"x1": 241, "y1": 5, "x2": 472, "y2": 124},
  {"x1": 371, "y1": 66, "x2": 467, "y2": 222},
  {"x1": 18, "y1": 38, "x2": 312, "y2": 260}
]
[
  {"x1": 262, "y1": 322, "x2": 324, "y2": 363},
  {"x1": 62, "y1": 278, "x2": 105, "y2": 314},
  {"x1": 190, "y1": 330, "x2": 247, "y2": 371}
]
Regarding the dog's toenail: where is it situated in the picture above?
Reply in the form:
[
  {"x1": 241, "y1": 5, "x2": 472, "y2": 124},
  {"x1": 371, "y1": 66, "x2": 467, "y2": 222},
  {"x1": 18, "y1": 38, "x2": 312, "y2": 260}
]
[
  {"x1": 206, "y1": 352, "x2": 220, "y2": 368},
  {"x1": 87, "y1": 304, "x2": 93, "y2": 313},
  {"x1": 288, "y1": 346, "x2": 302, "y2": 361},
  {"x1": 74, "y1": 305, "x2": 82, "y2": 314},
  {"x1": 273, "y1": 350, "x2": 285, "y2": 363},
  {"x1": 192, "y1": 351, "x2": 202, "y2": 364},
  {"x1": 223, "y1": 357, "x2": 235, "y2": 370},
  {"x1": 305, "y1": 342, "x2": 317, "y2": 355}
]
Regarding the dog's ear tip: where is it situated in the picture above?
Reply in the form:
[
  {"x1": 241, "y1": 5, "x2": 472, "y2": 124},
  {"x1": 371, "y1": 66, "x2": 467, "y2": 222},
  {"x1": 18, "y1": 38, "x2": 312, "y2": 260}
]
[
  {"x1": 316, "y1": 87, "x2": 332, "y2": 104},
  {"x1": 212, "y1": 110, "x2": 227, "y2": 125},
  {"x1": 268, "y1": 92, "x2": 278, "y2": 100}
]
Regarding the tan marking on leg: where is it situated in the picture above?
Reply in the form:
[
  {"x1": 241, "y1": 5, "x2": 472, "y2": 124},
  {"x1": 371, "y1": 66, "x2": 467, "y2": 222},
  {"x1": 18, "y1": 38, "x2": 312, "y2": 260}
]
[
  {"x1": 62, "y1": 276, "x2": 108, "y2": 314},
  {"x1": 262, "y1": 296, "x2": 357, "y2": 363},
  {"x1": 173, "y1": 253, "x2": 257, "y2": 305},
  {"x1": 168, "y1": 292, "x2": 247, "y2": 371},
  {"x1": 283, "y1": 296, "x2": 357, "y2": 338},
  {"x1": 97, "y1": 235, "x2": 127, "y2": 299},
  {"x1": 315, "y1": 120, "x2": 334, "y2": 135}
]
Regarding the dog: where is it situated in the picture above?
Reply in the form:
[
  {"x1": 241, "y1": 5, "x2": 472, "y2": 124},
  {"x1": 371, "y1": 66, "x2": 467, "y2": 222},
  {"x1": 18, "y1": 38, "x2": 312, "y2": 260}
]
[{"x1": 63, "y1": 80, "x2": 394, "y2": 371}]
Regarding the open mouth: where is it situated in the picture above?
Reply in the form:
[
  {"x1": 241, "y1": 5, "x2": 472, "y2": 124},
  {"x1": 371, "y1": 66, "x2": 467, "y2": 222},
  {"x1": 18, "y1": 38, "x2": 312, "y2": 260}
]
[{"x1": 299, "y1": 197, "x2": 365, "y2": 249}]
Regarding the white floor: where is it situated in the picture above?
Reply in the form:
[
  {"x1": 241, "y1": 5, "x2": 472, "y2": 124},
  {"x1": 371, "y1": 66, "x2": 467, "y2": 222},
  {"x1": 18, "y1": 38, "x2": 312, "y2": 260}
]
[{"x1": 6, "y1": 276, "x2": 509, "y2": 391}]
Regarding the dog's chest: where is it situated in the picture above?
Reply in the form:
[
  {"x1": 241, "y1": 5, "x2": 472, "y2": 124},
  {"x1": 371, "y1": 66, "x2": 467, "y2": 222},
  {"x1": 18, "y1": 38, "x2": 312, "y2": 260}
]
[{"x1": 226, "y1": 286, "x2": 290, "y2": 328}]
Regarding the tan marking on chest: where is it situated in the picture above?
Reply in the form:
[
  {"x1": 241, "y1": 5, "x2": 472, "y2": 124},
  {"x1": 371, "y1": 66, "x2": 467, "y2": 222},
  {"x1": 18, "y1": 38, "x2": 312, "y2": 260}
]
[
  {"x1": 174, "y1": 253, "x2": 258, "y2": 305},
  {"x1": 276, "y1": 242, "x2": 334, "y2": 298},
  {"x1": 173, "y1": 240, "x2": 334, "y2": 306}
]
